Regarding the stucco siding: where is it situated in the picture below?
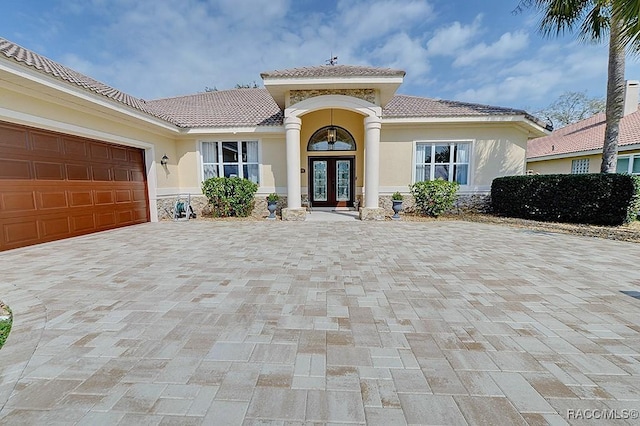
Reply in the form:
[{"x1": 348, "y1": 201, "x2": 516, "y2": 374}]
[{"x1": 379, "y1": 124, "x2": 529, "y2": 191}]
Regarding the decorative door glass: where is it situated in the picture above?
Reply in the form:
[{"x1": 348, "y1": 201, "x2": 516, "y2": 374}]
[
  {"x1": 313, "y1": 160, "x2": 327, "y2": 201},
  {"x1": 336, "y1": 160, "x2": 350, "y2": 202}
]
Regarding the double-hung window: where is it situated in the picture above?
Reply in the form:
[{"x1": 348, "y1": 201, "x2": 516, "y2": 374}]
[
  {"x1": 415, "y1": 142, "x2": 470, "y2": 185},
  {"x1": 616, "y1": 154, "x2": 640, "y2": 175},
  {"x1": 202, "y1": 141, "x2": 259, "y2": 183}
]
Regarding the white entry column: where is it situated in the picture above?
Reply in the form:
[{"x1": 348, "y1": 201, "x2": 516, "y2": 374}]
[
  {"x1": 364, "y1": 115, "x2": 382, "y2": 209},
  {"x1": 282, "y1": 115, "x2": 306, "y2": 220}
]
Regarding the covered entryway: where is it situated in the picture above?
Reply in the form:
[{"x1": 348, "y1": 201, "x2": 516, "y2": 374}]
[
  {"x1": 309, "y1": 156, "x2": 355, "y2": 208},
  {"x1": 0, "y1": 121, "x2": 150, "y2": 251}
]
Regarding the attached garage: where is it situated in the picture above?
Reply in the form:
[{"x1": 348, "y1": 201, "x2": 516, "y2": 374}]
[{"x1": 0, "y1": 121, "x2": 150, "y2": 251}]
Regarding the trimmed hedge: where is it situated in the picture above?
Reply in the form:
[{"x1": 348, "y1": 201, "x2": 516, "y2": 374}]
[
  {"x1": 202, "y1": 177, "x2": 258, "y2": 217},
  {"x1": 409, "y1": 179, "x2": 460, "y2": 217},
  {"x1": 491, "y1": 174, "x2": 640, "y2": 226}
]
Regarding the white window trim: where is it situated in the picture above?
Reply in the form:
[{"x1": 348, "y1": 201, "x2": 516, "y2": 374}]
[
  {"x1": 617, "y1": 154, "x2": 640, "y2": 175},
  {"x1": 198, "y1": 139, "x2": 262, "y2": 185},
  {"x1": 412, "y1": 139, "x2": 474, "y2": 187}
]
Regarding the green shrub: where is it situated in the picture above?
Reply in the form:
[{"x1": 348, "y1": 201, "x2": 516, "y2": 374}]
[
  {"x1": 410, "y1": 179, "x2": 460, "y2": 217},
  {"x1": 201, "y1": 177, "x2": 258, "y2": 217},
  {"x1": 491, "y1": 174, "x2": 640, "y2": 225}
]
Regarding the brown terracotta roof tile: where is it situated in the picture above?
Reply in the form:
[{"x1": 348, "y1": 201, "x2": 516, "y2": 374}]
[
  {"x1": 260, "y1": 65, "x2": 406, "y2": 79},
  {"x1": 144, "y1": 89, "x2": 283, "y2": 128},
  {"x1": 0, "y1": 37, "x2": 153, "y2": 114},
  {"x1": 383, "y1": 95, "x2": 531, "y2": 118},
  {"x1": 527, "y1": 110, "x2": 640, "y2": 159}
]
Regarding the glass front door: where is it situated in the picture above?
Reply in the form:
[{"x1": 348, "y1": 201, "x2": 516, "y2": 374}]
[{"x1": 309, "y1": 157, "x2": 354, "y2": 207}]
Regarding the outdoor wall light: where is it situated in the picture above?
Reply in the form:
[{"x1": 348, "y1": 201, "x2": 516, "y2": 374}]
[{"x1": 160, "y1": 154, "x2": 169, "y2": 166}]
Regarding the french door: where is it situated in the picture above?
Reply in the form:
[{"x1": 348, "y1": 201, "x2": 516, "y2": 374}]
[{"x1": 309, "y1": 157, "x2": 355, "y2": 208}]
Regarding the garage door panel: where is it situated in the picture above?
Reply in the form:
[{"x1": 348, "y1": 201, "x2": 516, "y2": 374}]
[
  {"x1": 95, "y1": 190, "x2": 114, "y2": 205},
  {"x1": 69, "y1": 191, "x2": 93, "y2": 207},
  {"x1": 92, "y1": 166, "x2": 112, "y2": 181},
  {"x1": 0, "y1": 124, "x2": 29, "y2": 151},
  {"x1": 40, "y1": 216, "x2": 71, "y2": 238},
  {"x1": 1, "y1": 159, "x2": 32, "y2": 179},
  {"x1": 113, "y1": 168, "x2": 130, "y2": 181},
  {"x1": 31, "y1": 132, "x2": 62, "y2": 155},
  {"x1": 1, "y1": 121, "x2": 149, "y2": 250},
  {"x1": 90, "y1": 143, "x2": 110, "y2": 160},
  {"x1": 2, "y1": 191, "x2": 36, "y2": 212},
  {"x1": 96, "y1": 211, "x2": 116, "y2": 227},
  {"x1": 34, "y1": 162, "x2": 65, "y2": 180},
  {"x1": 63, "y1": 138, "x2": 89, "y2": 159},
  {"x1": 70, "y1": 214, "x2": 95, "y2": 232},
  {"x1": 3, "y1": 219, "x2": 39, "y2": 245},
  {"x1": 117, "y1": 210, "x2": 133, "y2": 224},
  {"x1": 39, "y1": 192, "x2": 68, "y2": 209},
  {"x1": 111, "y1": 146, "x2": 128, "y2": 161},
  {"x1": 115, "y1": 190, "x2": 132, "y2": 203}
]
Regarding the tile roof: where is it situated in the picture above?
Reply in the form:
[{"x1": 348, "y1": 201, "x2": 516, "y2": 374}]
[
  {"x1": 1, "y1": 37, "x2": 542, "y2": 130},
  {"x1": 260, "y1": 65, "x2": 406, "y2": 79},
  {"x1": 0, "y1": 37, "x2": 154, "y2": 115},
  {"x1": 145, "y1": 89, "x2": 283, "y2": 128},
  {"x1": 527, "y1": 109, "x2": 640, "y2": 159},
  {"x1": 383, "y1": 95, "x2": 530, "y2": 118}
]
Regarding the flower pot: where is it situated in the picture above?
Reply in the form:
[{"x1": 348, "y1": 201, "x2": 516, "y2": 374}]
[
  {"x1": 267, "y1": 201, "x2": 277, "y2": 219},
  {"x1": 392, "y1": 200, "x2": 403, "y2": 220}
]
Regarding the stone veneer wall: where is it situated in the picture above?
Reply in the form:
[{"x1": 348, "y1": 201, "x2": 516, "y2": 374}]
[
  {"x1": 378, "y1": 192, "x2": 491, "y2": 217},
  {"x1": 289, "y1": 89, "x2": 376, "y2": 105},
  {"x1": 157, "y1": 192, "x2": 491, "y2": 220},
  {"x1": 157, "y1": 195, "x2": 288, "y2": 220}
]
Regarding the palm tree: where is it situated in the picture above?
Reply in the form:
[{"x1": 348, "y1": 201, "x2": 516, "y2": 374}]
[{"x1": 520, "y1": 0, "x2": 640, "y2": 172}]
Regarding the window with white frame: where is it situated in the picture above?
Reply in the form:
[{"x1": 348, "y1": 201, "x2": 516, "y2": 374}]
[
  {"x1": 415, "y1": 142, "x2": 470, "y2": 185},
  {"x1": 616, "y1": 154, "x2": 640, "y2": 175},
  {"x1": 571, "y1": 158, "x2": 590, "y2": 174},
  {"x1": 202, "y1": 141, "x2": 259, "y2": 183}
]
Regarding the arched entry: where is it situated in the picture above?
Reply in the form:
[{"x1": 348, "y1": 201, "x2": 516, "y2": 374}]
[{"x1": 307, "y1": 125, "x2": 356, "y2": 208}]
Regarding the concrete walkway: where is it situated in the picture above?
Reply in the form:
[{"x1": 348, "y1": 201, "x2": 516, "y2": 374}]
[{"x1": 1, "y1": 220, "x2": 640, "y2": 425}]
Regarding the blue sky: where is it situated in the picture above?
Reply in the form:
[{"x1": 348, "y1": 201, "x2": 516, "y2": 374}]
[{"x1": 3, "y1": 0, "x2": 639, "y2": 112}]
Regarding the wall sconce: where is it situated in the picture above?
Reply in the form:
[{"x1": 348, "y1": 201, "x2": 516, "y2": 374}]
[{"x1": 160, "y1": 154, "x2": 169, "y2": 166}]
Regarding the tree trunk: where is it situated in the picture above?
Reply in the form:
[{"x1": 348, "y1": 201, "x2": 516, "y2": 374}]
[{"x1": 601, "y1": 15, "x2": 626, "y2": 173}]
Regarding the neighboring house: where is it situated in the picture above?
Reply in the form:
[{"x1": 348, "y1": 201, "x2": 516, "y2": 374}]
[
  {"x1": 0, "y1": 37, "x2": 548, "y2": 250},
  {"x1": 527, "y1": 80, "x2": 640, "y2": 175}
]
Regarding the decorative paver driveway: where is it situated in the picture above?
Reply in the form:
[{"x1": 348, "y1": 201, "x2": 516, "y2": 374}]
[{"x1": 1, "y1": 220, "x2": 640, "y2": 425}]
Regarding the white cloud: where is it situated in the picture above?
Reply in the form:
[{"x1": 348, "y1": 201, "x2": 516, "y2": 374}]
[
  {"x1": 452, "y1": 31, "x2": 529, "y2": 67},
  {"x1": 426, "y1": 16, "x2": 482, "y2": 56}
]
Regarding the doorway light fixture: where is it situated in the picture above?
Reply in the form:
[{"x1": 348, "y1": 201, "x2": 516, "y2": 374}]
[
  {"x1": 327, "y1": 109, "x2": 337, "y2": 150},
  {"x1": 160, "y1": 154, "x2": 169, "y2": 166}
]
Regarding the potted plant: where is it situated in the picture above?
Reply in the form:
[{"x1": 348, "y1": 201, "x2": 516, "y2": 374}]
[
  {"x1": 266, "y1": 193, "x2": 279, "y2": 219},
  {"x1": 391, "y1": 192, "x2": 403, "y2": 220}
]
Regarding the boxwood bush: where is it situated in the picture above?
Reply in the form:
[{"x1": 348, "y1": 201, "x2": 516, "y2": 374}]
[
  {"x1": 409, "y1": 179, "x2": 460, "y2": 217},
  {"x1": 491, "y1": 174, "x2": 640, "y2": 225},
  {"x1": 202, "y1": 177, "x2": 258, "y2": 217}
]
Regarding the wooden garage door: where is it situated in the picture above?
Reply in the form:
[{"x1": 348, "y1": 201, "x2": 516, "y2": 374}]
[{"x1": 0, "y1": 121, "x2": 150, "y2": 251}]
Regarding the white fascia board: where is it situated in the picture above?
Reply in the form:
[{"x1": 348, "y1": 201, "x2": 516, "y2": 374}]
[
  {"x1": 382, "y1": 115, "x2": 549, "y2": 135},
  {"x1": 0, "y1": 59, "x2": 179, "y2": 133},
  {"x1": 527, "y1": 143, "x2": 640, "y2": 162},
  {"x1": 181, "y1": 126, "x2": 285, "y2": 135}
]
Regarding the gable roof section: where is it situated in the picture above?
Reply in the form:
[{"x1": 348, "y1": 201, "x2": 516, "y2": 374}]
[
  {"x1": 0, "y1": 37, "x2": 155, "y2": 116},
  {"x1": 527, "y1": 110, "x2": 640, "y2": 159},
  {"x1": 145, "y1": 89, "x2": 283, "y2": 128}
]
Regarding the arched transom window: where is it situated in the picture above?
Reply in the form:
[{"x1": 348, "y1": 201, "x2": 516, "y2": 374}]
[{"x1": 307, "y1": 126, "x2": 356, "y2": 151}]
